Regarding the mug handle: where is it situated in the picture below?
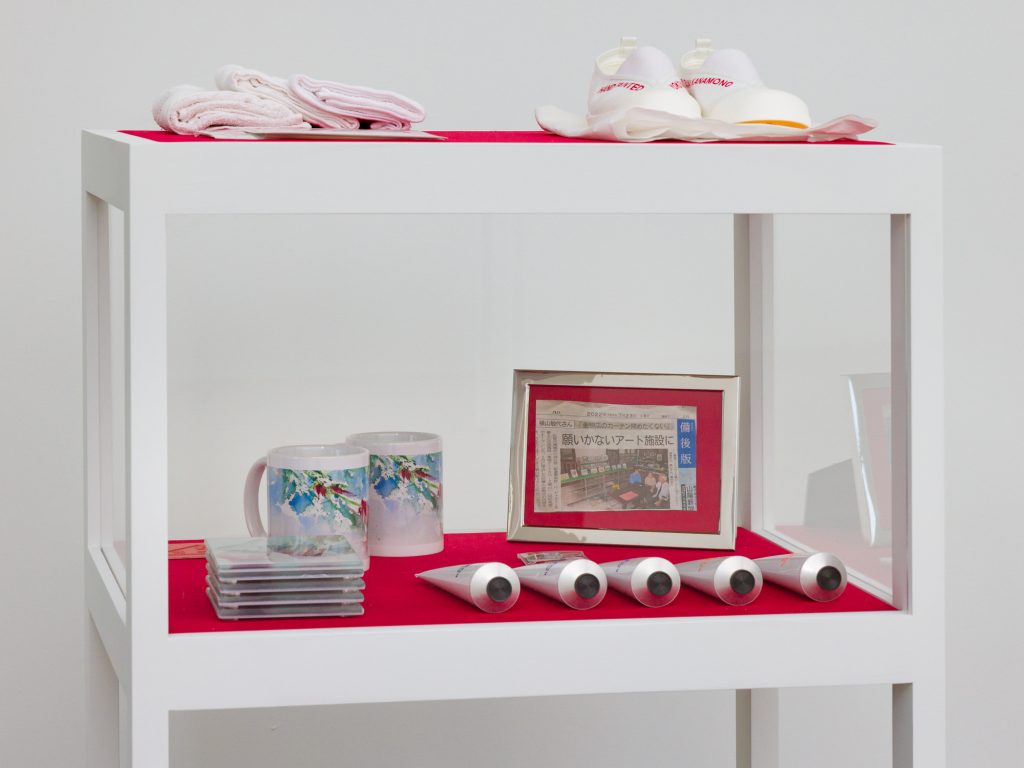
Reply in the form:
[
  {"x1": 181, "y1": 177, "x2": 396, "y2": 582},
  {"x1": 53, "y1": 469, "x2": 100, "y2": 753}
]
[{"x1": 243, "y1": 458, "x2": 269, "y2": 537}]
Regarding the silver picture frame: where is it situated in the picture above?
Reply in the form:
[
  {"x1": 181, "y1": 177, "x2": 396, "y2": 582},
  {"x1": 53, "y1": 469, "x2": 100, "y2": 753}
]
[{"x1": 507, "y1": 370, "x2": 740, "y2": 549}]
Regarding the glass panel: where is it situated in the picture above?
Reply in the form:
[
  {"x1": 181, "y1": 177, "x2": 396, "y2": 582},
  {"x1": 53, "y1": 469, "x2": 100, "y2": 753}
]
[
  {"x1": 165, "y1": 214, "x2": 735, "y2": 539},
  {"x1": 762, "y1": 215, "x2": 893, "y2": 598},
  {"x1": 100, "y1": 203, "x2": 127, "y2": 592}
]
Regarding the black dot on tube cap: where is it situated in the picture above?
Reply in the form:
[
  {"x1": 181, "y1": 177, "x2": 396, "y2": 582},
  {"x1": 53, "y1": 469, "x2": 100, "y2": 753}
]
[
  {"x1": 486, "y1": 576, "x2": 513, "y2": 602},
  {"x1": 817, "y1": 566, "x2": 843, "y2": 592},
  {"x1": 574, "y1": 573, "x2": 601, "y2": 599},
  {"x1": 730, "y1": 569, "x2": 756, "y2": 595},
  {"x1": 647, "y1": 571, "x2": 674, "y2": 597}
]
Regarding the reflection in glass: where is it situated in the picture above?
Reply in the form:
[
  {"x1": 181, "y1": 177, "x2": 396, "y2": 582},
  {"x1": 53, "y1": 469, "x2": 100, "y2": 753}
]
[{"x1": 762, "y1": 215, "x2": 894, "y2": 599}]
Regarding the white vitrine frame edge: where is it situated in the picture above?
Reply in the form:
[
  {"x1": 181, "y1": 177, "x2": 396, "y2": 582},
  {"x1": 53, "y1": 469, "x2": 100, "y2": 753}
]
[{"x1": 81, "y1": 130, "x2": 943, "y2": 768}]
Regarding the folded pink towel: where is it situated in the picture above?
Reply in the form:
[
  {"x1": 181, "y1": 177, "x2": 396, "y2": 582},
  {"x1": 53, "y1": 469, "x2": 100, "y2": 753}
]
[
  {"x1": 287, "y1": 74, "x2": 426, "y2": 130},
  {"x1": 215, "y1": 65, "x2": 359, "y2": 130},
  {"x1": 153, "y1": 85, "x2": 309, "y2": 136}
]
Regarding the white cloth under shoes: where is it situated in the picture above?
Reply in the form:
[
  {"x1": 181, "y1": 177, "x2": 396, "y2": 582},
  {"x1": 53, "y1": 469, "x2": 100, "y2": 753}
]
[
  {"x1": 153, "y1": 85, "x2": 309, "y2": 137},
  {"x1": 536, "y1": 107, "x2": 876, "y2": 143}
]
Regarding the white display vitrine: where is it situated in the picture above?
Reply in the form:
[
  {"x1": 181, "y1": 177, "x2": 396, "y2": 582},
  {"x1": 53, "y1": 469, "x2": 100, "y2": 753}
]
[{"x1": 82, "y1": 130, "x2": 943, "y2": 767}]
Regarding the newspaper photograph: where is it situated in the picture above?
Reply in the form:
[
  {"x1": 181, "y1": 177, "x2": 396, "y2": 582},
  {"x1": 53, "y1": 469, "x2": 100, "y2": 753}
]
[{"x1": 533, "y1": 399, "x2": 698, "y2": 513}]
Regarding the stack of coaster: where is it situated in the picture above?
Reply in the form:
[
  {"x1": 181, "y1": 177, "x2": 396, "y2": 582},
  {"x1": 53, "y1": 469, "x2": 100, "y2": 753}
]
[{"x1": 205, "y1": 537, "x2": 365, "y2": 619}]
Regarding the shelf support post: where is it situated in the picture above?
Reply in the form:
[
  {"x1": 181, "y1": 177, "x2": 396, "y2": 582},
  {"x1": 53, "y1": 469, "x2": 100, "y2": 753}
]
[
  {"x1": 122, "y1": 154, "x2": 172, "y2": 767},
  {"x1": 890, "y1": 190, "x2": 945, "y2": 766},
  {"x1": 735, "y1": 214, "x2": 780, "y2": 768},
  {"x1": 734, "y1": 214, "x2": 774, "y2": 532}
]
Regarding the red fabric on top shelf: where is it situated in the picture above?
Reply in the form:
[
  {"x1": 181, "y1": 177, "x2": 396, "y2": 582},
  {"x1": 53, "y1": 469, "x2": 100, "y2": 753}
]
[
  {"x1": 169, "y1": 528, "x2": 894, "y2": 634},
  {"x1": 120, "y1": 129, "x2": 891, "y2": 145},
  {"x1": 120, "y1": 130, "x2": 596, "y2": 143}
]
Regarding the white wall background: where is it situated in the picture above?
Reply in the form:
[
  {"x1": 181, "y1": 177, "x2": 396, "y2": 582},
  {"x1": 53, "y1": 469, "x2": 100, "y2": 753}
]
[{"x1": 2, "y1": 1, "x2": 1021, "y2": 766}]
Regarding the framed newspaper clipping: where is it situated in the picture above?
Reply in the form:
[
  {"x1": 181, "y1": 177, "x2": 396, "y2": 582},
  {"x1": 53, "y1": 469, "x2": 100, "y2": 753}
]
[{"x1": 508, "y1": 370, "x2": 739, "y2": 549}]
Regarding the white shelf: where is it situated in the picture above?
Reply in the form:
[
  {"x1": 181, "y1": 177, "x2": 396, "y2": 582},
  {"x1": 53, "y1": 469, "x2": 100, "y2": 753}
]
[
  {"x1": 82, "y1": 130, "x2": 943, "y2": 767},
  {"x1": 162, "y1": 610, "x2": 925, "y2": 711}
]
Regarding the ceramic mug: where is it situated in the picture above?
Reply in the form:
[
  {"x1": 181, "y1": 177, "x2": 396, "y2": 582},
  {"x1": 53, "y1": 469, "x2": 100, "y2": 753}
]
[
  {"x1": 243, "y1": 444, "x2": 370, "y2": 566},
  {"x1": 345, "y1": 432, "x2": 443, "y2": 556}
]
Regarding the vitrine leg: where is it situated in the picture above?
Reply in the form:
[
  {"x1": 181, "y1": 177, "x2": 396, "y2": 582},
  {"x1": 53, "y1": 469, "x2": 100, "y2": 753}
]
[
  {"x1": 736, "y1": 688, "x2": 781, "y2": 768},
  {"x1": 736, "y1": 689, "x2": 751, "y2": 767},
  {"x1": 85, "y1": 617, "x2": 119, "y2": 768},
  {"x1": 893, "y1": 680, "x2": 945, "y2": 767},
  {"x1": 122, "y1": 690, "x2": 170, "y2": 768}
]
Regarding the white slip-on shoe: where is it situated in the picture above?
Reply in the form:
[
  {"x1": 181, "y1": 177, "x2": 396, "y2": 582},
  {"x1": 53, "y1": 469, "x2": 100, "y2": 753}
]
[
  {"x1": 679, "y1": 39, "x2": 812, "y2": 129},
  {"x1": 587, "y1": 37, "x2": 701, "y2": 119}
]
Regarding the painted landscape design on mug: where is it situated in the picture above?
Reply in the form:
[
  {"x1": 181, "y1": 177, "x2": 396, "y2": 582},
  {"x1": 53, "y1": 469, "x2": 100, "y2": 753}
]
[
  {"x1": 370, "y1": 453, "x2": 442, "y2": 512},
  {"x1": 268, "y1": 466, "x2": 369, "y2": 537}
]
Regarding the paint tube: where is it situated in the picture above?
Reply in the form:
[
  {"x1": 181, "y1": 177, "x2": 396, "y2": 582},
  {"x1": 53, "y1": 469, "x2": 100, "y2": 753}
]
[
  {"x1": 675, "y1": 555, "x2": 763, "y2": 606},
  {"x1": 600, "y1": 557, "x2": 680, "y2": 607},
  {"x1": 416, "y1": 562, "x2": 520, "y2": 613},
  {"x1": 754, "y1": 552, "x2": 847, "y2": 602},
  {"x1": 515, "y1": 558, "x2": 607, "y2": 610},
  {"x1": 517, "y1": 550, "x2": 585, "y2": 565}
]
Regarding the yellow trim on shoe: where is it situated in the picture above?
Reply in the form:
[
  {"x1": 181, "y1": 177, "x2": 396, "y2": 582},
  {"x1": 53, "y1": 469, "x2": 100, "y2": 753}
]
[{"x1": 738, "y1": 119, "x2": 809, "y2": 129}]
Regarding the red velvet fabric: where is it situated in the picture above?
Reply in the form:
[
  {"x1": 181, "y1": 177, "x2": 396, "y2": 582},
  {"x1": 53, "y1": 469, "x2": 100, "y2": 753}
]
[
  {"x1": 120, "y1": 129, "x2": 891, "y2": 145},
  {"x1": 169, "y1": 528, "x2": 894, "y2": 634}
]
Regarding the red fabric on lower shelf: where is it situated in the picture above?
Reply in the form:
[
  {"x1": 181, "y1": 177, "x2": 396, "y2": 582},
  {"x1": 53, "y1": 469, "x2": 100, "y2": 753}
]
[
  {"x1": 169, "y1": 529, "x2": 894, "y2": 634},
  {"x1": 120, "y1": 129, "x2": 891, "y2": 145}
]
